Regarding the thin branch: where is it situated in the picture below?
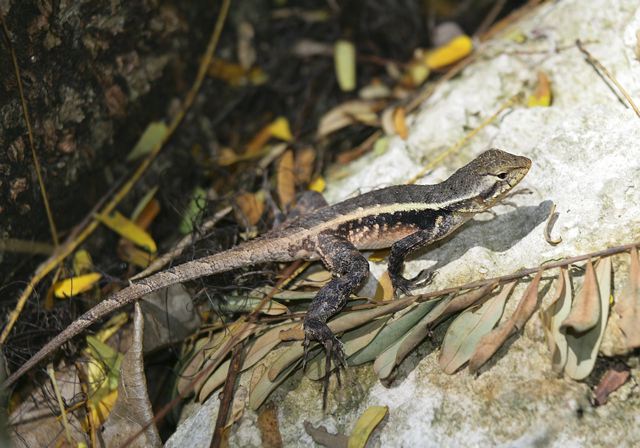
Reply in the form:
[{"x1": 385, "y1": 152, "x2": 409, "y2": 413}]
[
  {"x1": 576, "y1": 39, "x2": 640, "y2": 118},
  {"x1": 211, "y1": 343, "x2": 244, "y2": 448}
]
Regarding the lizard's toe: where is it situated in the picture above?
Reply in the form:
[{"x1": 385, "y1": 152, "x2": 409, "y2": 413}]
[{"x1": 391, "y1": 270, "x2": 436, "y2": 296}]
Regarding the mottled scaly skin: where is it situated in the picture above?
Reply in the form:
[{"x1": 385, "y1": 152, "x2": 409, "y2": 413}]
[{"x1": 3, "y1": 149, "x2": 531, "y2": 389}]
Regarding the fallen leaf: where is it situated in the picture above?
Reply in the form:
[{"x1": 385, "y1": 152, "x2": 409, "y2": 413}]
[
  {"x1": 593, "y1": 365, "x2": 630, "y2": 406},
  {"x1": 250, "y1": 358, "x2": 301, "y2": 410},
  {"x1": 208, "y1": 58, "x2": 267, "y2": 86},
  {"x1": 561, "y1": 261, "x2": 599, "y2": 333},
  {"x1": 246, "y1": 117, "x2": 292, "y2": 156},
  {"x1": 304, "y1": 421, "x2": 348, "y2": 448},
  {"x1": 305, "y1": 317, "x2": 388, "y2": 381},
  {"x1": 219, "y1": 297, "x2": 289, "y2": 315},
  {"x1": 277, "y1": 150, "x2": 296, "y2": 210},
  {"x1": 97, "y1": 210, "x2": 157, "y2": 253},
  {"x1": 73, "y1": 250, "x2": 93, "y2": 275},
  {"x1": 564, "y1": 257, "x2": 611, "y2": 380},
  {"x1": 348, "y1": 406, "x2": 388, "y2": 448},
  {"x1": 244, "y1": 323, "x2": 298, "y2": 370},
  {"x1": 53, "y1": 272, "x2": 102, "y2": 299},
  {"x1": 349, "y1": 299, "x2": 439, "y2": 365},
  {"x1": 424, "y1": 35, "x2": 473, "y2": 69},
  {"x1": 527, "y1": 71, "x2": 552, "y2": 107},
  {"x1": 392, "y1": 107, "x2": 408, "y2": 140},
  {"x1": 614, "y1": 248, "x2": 640, "y2": 349},
  {"x1": 440, "y1": 282, "x2": 514, "y2": 374},
  {"x1": 127, "y1": 121, "x2": 168, "y2": 161},
  {"x1": 334, "y1": 39, "x2": 356, "y2": 92},
  {"x1": 101, "y1": 303, "x2": 162, "y2": 448},
  {"x1": 257, "y1": 402, "x2": 283, "y2": 448},
  {"x1": 469, "y1": 273, "x2": 542, "y2": 373},
  {"x1": 316, "y1": 100, "x2": 383, "y2": 138},
  {"x1": 379, "y1": 284, "x2": 497, "y2": 379},
  {"x1": 373, "y1": 271, "x2": 394, "y2": 301},
  {"x1": 268, "y1": 117, "x2": 293, "y2": 142},
  {"x1": 294, "y1": 146, "x2": 316, "y2": 184},
  {"x1": 179, "y1": 187, "x2": 207, "y2": 235},
  {"x1": 235, "y1": 191, "x2": 266, "y2": 227},
  {"x1": 308, "y1": 176, "x2": 326, "y2": 193},
  {"x1": 540, "y1": 268, "x2": 572, "y2": 373}
]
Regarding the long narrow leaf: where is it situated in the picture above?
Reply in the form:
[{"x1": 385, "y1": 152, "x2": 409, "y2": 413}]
[
  {"x1": 540, "y1": 268, "x2": 572, "y2": 372},
  {"x1": 439, "y1": 282, "x2": 515, "y2": 374},
  {"x1": 564, "y1": 257, "x2": 611, "y2": 380},
  {"x1": 469, "y1": 272, "x2": 542, "y2": 373}
]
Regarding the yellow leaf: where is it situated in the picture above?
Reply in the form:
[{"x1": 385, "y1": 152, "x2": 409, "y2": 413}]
[
  {"x1": 527, "y1": 71, "x2": 552, "y2": 107},
  {"x1": 126, "y1": 121, "x2": 168, "y2": 161},
  {"x1": 88, "y1": 389, "x2": 118, "y2": 426},
  {"x1": 424, "y1": 35, "x2": 473, "y2": 69},
  {"x1": 393, "y1": 107, "x2": 409, "y2": 140},
  {"x1": 348, "y1": 406, "x2": 388, "y2": 448},
  {"x1": 308, "y1": 176, "x2": 326, "y2": 193},
  {"x1": 53, "y1": 272, "x2": 102, "y2": 299},
  {"x1": 97, "y1": 210, "x2": 157, "y2": 253},
  {"x1": 73, "y1": 250, "x2": 93, "y2": 275},
  {"x1": 373, "y1": 271, "x2": 394, "y2": 302},
  {"x1": 334, "y1": 39, "x2": 356, "y2": 92},
  {"x1": 119, "y1": 244, "x2": 155, "y2": 268},
  {"x1": 268, "y1": 116, "x2": 293, "y2": 141},
  {"x1": 94, "y1": 312, "x2": 129, "y2": 343}
]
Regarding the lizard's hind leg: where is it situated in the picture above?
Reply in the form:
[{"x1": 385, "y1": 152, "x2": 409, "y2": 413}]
[{"x1": 303, "y1": 233, "x2": 369, "y2": 408}]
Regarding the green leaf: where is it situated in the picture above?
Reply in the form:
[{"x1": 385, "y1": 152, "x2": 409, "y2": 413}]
[
  {"x1": 250, "y1": 360, "x2": 301, "y2": 410},
  {"x1": 564, "y1": 258, "x2": 611, "y2": 380},
  {"x1": 306, "y1": 317, "x2": 389, "y2": 381},
  {"x1": 179, "y1": 187, "x2": 207, "y2": 235},
  {"x1": 439, "y1": 283, "x2": 514, "y2": 374},
  {"x1": 127, "y1": 121, "x2": 168, "y2": 161},
  {"x1": 334, "y1": 39, "x2": 356, "y2": 92},
  {"x1": 374, "y1": 295, "x2": 468, "y2": 380},
  {"x1": 349, "y1": 299, "x2": 439, "y2": 365}
]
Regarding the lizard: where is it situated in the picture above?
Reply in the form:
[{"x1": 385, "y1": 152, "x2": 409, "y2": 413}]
[{"x1": 2, "y1": 148, "x2": 531, "y2": 389}]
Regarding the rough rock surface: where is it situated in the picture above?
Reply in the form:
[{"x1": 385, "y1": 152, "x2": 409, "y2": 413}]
[{"x1": 168, "y1": 1, "x2": 640, "y2": 446}]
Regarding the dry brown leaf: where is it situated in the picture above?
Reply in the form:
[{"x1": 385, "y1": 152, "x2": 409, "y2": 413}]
[
  {"x1": 594, "y1": 366, "x2": 630, "y2": 406},
  {"x1": 316, "y1": 100, "x2": 383, "y2": 138},
  {"x1": 561, "y1": 261, "x2": 599, "y2": 333},
  {"x1": 257, "y1": 402, "x2": 283, "y2": 448},
  {"x1": 540, "y1": 268, "x2": 572, "y2": 373},
  {"x1": 563, "y1": 257, "x2": 611, "y2": 380},
  {"x1": 469, "y1": 271, "x2": 542, "y2": 373},
  {"x1": 235, "y1": 192, "x2": 265, "y2": 227},
  {"x1": 294, "y1": 146, "x2": 316, "y2": 184},
  {"x1": 614, "y1": 248, "x2": 640, "y2": 349},
  {"x1": 277, "y1": 150, "x2": 296, "y2": 210},
  {"x1": 101, "y1": 303, "x2": 161, "y2": 448}
]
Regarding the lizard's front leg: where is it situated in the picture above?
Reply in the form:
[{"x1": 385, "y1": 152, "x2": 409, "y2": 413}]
[
  {"x1": 303, "y1": 233, "x2": 369, "y2": 404},
  {"x1": 388, "y1": 213, "x2": 458, "y2": 295}
]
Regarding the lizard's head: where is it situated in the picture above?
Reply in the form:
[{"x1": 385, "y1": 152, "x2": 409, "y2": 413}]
[{"x1": 446, "y1": 149, "x2": 532, "y2": 212}]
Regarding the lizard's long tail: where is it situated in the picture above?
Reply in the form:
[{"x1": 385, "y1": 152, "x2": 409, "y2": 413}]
[{"x1": 3, "y1": 238, "x2": 294, "y2": 388}]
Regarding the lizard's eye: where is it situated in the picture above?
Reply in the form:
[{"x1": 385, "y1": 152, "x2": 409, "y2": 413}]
[{"x1": 496, "y1": 172, "x2": 508, "y2": 180}]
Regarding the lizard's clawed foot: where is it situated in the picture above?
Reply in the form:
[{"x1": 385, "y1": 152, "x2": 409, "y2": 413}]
[
  {"x1": 391, "y1": 269, "x2": 436, "y2": 296},
  {"x1": 303, "y1": 319, "x2": 347, "y2": 410}
]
